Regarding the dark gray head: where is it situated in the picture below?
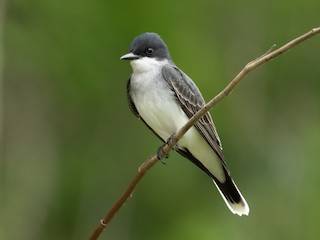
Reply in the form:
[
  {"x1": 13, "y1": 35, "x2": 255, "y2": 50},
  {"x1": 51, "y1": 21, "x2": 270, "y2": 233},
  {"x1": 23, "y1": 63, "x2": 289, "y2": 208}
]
[{"x1": 121, "y1": 32, "x2": 171, "y2": 61}]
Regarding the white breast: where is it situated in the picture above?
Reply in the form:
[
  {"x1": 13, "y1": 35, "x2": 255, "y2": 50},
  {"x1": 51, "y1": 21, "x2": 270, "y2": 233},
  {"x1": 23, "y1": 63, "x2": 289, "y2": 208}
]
[{"x1": 129, "y1": 57, "x2": 189, "y2": 141}]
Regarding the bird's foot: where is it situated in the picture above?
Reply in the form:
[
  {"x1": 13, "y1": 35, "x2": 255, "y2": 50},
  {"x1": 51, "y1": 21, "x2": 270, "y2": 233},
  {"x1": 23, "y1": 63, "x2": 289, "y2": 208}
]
[
  {"x1": 156, "y1": 133, "x2": 178, "y2": 164},
  {"x1": 166, "y1": 133, "x2": 178, "y2": 151},
  {"x1": 157, "y1": 145, "x2": 168, "y2": 164}
]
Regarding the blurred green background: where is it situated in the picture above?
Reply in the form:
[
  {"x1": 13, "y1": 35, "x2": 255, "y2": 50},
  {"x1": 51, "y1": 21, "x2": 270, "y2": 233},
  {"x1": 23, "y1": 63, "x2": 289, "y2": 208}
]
[{"x1": 1, "y1": 0, "x2": 320, "y2": 239}]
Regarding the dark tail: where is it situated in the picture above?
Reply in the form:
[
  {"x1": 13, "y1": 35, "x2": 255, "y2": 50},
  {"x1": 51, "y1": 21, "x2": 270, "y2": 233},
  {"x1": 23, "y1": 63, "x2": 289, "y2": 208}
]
[
  {"x1": 177, "y1": 148, "x2": 249, "y2": 216},
  {"x1": 212, "y1": 166, "x2": 249, "y2": 216}
]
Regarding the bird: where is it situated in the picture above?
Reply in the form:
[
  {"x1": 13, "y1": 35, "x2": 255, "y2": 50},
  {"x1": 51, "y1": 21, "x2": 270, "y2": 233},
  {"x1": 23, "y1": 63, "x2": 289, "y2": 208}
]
[{"x1": 120, "y1": 32, "x2": 249, "y2": 216}]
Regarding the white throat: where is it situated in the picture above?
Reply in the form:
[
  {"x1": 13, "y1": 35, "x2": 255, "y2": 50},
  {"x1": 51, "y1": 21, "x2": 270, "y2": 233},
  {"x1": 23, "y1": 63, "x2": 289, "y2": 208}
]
[{"x1": 130, "y1": 57, "x2": 169, "y2": 73}]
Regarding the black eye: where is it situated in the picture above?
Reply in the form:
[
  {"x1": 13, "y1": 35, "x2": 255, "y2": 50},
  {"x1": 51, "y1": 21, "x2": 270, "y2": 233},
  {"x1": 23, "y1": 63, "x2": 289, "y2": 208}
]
[{"x1": 146, "y1": 48, "x2": 154, "y2": 55}]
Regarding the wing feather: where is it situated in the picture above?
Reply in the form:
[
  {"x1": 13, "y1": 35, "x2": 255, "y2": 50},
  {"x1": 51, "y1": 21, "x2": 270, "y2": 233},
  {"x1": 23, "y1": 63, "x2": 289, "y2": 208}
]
[{"x1": 162, "y1": 64, "x2": 225, "y2": 161}]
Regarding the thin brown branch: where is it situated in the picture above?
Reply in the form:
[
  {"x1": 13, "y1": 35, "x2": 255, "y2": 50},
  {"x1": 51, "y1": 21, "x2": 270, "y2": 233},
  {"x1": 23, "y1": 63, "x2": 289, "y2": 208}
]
[
  {"x1": 88, "y1": 27, "x2": 320, "y2": 240},
  {"x1": 88, "y1": 155, "x2": 158, "y2": 240}
]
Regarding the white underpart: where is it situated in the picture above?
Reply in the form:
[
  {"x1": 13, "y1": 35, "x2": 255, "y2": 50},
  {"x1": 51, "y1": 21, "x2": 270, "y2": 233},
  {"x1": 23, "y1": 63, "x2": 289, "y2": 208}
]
[{"x1": 129, "y1": 57, "x2": 225, "y2": 183}]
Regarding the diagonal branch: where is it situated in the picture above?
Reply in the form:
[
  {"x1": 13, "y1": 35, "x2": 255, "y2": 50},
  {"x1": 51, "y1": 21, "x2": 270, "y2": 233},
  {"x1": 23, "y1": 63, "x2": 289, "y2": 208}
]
[{"x1": 88, "y1": 27, "x2": 320, "y2": 240}]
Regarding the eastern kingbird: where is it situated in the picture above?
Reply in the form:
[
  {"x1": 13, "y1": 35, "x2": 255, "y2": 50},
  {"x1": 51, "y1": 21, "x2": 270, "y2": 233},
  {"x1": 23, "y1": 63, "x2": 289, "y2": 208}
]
[{"x1": 121, "y1": 32, "x2": 249, "y2": 216}]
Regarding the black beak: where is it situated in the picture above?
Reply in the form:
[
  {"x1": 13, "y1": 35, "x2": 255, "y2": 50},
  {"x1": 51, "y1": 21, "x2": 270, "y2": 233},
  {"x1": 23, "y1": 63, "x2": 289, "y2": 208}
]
[{"x1": 120, "y1": 52, "x2": 140, "y2": 60}]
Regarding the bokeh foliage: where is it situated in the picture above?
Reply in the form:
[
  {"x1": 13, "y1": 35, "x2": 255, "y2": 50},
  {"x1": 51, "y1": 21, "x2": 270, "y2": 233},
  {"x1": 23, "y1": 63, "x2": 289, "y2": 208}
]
[{"x1": 1, "y1": 0, "x2": 320, "y2": 239}]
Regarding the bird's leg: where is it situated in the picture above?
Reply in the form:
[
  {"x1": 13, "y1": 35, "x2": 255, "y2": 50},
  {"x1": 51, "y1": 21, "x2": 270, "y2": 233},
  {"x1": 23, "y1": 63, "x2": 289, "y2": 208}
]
[
  {"x1": 156, "y1": 145, "x2": 168, "y2": 164},
  {"x1": 166, "y1": 133, "x2": 178, "y2": 151},
  {"x1": 156, "y1": 133, "x2": 178, "y2": 164}
]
